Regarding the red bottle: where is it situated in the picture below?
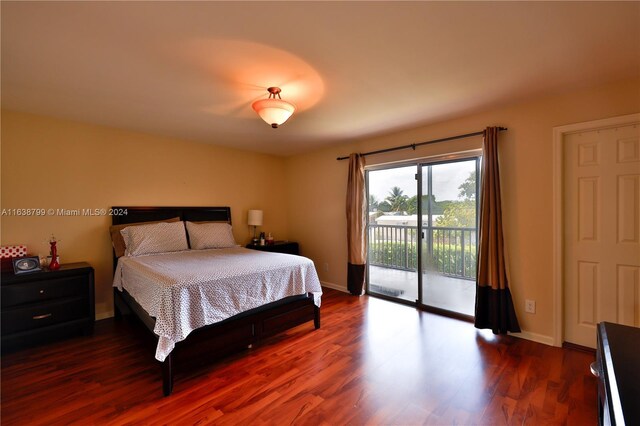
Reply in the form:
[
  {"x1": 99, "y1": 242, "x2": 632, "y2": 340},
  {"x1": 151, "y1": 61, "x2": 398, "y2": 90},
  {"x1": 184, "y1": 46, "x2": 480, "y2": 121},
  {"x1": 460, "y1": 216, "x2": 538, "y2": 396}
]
[{"x1": 49, "y1": 240, "x2": 60, "y2": 271}]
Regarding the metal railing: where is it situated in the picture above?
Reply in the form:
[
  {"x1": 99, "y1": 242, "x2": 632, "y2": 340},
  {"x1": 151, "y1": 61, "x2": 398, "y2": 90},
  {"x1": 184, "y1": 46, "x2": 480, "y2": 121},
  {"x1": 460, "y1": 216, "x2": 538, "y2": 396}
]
[{"x1": 368, "y1": 224, "x2": 477, "y2": 280}]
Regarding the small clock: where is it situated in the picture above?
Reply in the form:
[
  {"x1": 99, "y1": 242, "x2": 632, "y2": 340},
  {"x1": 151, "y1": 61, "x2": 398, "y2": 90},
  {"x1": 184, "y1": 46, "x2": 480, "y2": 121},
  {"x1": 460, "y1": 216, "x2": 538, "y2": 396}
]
[{"x1": 12, "y1": 256, "x2": 42, "y2": 275}]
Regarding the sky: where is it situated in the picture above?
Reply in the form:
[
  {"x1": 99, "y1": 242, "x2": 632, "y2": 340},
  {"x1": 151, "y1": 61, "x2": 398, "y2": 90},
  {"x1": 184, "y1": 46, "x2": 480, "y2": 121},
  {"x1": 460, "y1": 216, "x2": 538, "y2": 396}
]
[{"x1": 368, "y1": 160, "x2": 476, "y2": 203}]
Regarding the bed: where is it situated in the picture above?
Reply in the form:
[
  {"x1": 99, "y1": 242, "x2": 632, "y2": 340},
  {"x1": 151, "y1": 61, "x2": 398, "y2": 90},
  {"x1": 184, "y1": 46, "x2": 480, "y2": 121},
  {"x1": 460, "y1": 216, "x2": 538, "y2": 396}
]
[{"x1": 110, "y1": 206, "x2": 322, "y2": 396}]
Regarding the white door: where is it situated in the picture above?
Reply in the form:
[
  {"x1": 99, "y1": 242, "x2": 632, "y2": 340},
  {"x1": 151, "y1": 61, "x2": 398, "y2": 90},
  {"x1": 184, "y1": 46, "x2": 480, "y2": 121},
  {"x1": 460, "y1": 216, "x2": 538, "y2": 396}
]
[{"x1": 564, "y1": 122, "x2": 640, "y2": 348}]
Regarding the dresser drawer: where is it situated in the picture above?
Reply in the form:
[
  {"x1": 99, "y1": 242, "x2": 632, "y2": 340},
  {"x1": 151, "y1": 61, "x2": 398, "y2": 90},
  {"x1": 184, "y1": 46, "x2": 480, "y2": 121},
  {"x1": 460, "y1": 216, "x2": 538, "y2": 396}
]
[
  {"x1": 1, "y1": 276, "x2": 86, "y2": 307},
  {"x1": 1, "y1": 298, "x2": 88, "y2": 334}
]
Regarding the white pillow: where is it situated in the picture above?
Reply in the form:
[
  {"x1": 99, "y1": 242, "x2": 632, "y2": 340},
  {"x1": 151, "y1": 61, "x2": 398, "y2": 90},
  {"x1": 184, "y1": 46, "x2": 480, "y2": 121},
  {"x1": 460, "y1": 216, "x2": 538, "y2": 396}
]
[
  {"x1": 186, "y1": 221, "x2": 236, "y2": 249},
  {"x1": 120, "y1": 221, "x2": 189, "y2": 257}
]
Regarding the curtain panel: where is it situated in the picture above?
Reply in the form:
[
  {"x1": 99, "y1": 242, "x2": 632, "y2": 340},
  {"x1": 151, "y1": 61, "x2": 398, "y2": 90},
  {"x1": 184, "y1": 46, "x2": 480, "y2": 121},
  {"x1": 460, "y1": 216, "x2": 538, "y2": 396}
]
[
  {"x1": 475, "y1": 127, "x2": 521, "y2": 333},
  {"x1": 346, "y1": 153, "x2": 366, "y2": 295}
]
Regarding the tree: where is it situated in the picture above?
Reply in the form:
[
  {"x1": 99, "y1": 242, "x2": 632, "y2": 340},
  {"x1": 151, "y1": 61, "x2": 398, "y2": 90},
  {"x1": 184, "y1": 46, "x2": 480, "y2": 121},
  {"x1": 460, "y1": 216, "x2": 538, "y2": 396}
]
[
  {"x1": 435, "y1": 200, "x2": 476, "y2": 228},
  {"x1": 384, "y1": 186, "x2": 408, "y2": 213},
  {"x1": 368, "y1": 195, "x2": 379, "y2": 211},
  {"x1": 458, "y1": 171, "x2": 476, "y2": 201},
  {"x1": 377, "y1": 201, "x2": 392, "y2": 212},
  {"x1": 435, "y1": 171, "x2": 477, "y2": 228}
]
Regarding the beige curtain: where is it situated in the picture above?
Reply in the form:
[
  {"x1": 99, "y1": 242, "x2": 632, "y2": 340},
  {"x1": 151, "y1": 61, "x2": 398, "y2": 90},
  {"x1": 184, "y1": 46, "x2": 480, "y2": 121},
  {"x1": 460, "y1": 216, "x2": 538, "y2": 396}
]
[
  {"x1": 475, "y1": 127, "x2": 521, "y2": 333},
  {"x1": 346, "y1": 153, "x2": 367, "y2": 295}
]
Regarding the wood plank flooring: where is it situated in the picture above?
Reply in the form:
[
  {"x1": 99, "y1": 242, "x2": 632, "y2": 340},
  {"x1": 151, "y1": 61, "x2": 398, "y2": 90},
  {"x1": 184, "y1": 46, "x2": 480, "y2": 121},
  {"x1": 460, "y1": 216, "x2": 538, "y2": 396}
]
[{"x1": 1, "y1": 288, "x2": 597, "y2": 425}]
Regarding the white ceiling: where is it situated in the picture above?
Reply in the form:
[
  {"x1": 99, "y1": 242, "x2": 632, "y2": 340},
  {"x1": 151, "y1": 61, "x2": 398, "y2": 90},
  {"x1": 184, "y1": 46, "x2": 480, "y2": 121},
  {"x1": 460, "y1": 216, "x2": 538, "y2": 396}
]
[{"x1": 2, "y1": 2, "x2": 639, "y2": 156}]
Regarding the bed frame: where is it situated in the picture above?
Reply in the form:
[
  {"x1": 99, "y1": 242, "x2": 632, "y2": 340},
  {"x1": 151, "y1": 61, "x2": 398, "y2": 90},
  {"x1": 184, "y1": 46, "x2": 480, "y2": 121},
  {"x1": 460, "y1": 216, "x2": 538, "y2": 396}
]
[{"x1": 111, "y1": 206, "x2": 320, "y2": 396}]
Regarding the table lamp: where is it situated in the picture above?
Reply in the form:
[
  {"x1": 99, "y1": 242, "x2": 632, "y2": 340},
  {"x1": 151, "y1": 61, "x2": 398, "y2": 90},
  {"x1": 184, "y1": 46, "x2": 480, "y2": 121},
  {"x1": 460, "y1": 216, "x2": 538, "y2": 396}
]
[{"x1": 248, "y1": 210, "x2": 263, "y2": 242}]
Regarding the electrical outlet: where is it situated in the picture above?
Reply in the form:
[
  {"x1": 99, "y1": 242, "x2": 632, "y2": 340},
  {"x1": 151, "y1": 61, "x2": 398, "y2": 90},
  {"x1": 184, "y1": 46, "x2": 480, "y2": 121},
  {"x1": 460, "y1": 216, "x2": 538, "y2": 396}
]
[
  {"x1": 525, "y1": 299, "x2": 536, "y2": 314},
  {"x1": 323, "y1": 263, "x2": 329, "y2": 272}
]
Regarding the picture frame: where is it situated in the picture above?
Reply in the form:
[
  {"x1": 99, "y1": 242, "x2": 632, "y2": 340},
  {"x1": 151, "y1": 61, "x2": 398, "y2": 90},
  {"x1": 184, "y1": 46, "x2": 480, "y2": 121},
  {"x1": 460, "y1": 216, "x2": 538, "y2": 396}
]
[{"x1": 12, "y1": 256, "x2": 42, "y2": 275}]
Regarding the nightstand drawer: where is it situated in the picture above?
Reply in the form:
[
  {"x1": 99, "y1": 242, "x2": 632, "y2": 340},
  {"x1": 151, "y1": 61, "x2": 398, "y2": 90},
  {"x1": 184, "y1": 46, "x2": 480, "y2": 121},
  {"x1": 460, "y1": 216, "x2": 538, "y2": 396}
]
[
  {"x1": 1, "y1": 262, "x2": 94, "y2": 353},
  {"x1": 1, "y1": 298, "x2": 88, "y2": 334},
  {"x1": 1, "y1": 276, "x2": 86, "y2": 307}
]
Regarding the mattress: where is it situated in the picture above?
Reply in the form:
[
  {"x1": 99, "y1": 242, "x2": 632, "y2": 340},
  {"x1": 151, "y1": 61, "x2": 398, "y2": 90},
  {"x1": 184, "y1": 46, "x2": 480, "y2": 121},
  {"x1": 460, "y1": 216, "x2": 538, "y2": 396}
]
[{"x1": 113, "y1": 247, "x2": 322, "y2": 361}]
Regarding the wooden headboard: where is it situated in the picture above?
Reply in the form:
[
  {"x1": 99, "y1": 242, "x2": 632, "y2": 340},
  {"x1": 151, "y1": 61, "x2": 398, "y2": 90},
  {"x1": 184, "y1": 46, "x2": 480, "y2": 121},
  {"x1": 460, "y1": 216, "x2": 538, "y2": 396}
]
[
  {"x1": 111, "y1": 206, "x2": 231, "y2": 226},
  {"x1": 110, "y1": 206, "x2": 232, "y2": 270}
]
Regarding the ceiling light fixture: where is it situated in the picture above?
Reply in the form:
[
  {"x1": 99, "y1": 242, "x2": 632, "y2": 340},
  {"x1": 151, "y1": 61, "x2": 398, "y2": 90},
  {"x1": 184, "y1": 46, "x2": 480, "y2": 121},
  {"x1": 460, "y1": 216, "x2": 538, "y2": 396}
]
[{"x1": 251, "y1": 87, "x2": 296, "y2": 128}]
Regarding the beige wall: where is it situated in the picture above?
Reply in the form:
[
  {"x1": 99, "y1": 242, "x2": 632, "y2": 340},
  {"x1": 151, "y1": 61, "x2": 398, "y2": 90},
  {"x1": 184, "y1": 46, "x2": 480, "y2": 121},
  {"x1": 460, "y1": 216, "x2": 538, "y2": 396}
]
[
  {"x1": 285, "y1": 78, "x2": 640, "y2": 343},
  {"x1": 1, "y1": 110, "x2": 290, "y2": 319},
  {"x1": 3, "y1": 77, "x2": 638, "y2": 341}
]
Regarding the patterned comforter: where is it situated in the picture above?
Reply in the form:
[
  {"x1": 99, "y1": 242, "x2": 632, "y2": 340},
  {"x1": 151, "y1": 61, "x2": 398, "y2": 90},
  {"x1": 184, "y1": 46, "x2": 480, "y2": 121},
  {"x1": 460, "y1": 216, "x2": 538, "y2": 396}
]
[{"x1": 113, "y1": 247, "x2": 322, "y2": 361}]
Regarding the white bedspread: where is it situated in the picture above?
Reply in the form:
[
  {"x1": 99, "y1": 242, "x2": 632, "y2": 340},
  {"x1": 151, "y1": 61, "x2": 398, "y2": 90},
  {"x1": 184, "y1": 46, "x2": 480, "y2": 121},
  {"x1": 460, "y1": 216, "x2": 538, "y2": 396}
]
[{"x1": 113, "y1": 247, "x2": 322, "y2": 361}]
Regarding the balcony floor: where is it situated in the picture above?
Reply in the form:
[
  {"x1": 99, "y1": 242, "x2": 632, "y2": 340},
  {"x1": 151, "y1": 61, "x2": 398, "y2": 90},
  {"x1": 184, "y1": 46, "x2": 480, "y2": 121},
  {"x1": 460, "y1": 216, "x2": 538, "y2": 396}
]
[{"x1": 368, "y1": 265, "x2": 475, "y2": 316}]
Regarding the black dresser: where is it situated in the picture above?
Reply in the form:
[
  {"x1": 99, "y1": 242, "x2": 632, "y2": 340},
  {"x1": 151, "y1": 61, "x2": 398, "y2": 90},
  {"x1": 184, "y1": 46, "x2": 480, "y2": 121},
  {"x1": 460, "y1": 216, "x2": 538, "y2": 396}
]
[
  {"x1": 1, "y1": 262, "x2": 95, "y2": 352},
  {"x1": 246, "y1": 241, "x2": 300, "y2": 255},
  {"x1": 594, "y1": 322, "x2": 640, "y2": 425}
]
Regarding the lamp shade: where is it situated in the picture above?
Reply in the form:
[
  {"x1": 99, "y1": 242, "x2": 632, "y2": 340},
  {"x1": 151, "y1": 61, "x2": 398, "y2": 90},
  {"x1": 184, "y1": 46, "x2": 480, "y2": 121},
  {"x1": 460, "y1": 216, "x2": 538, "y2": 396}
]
[
  {"x1": 252, "y1": 98, "x2": 295, "y2": 128},
  {"x1": 247, "y1": 210, "x2": 263, "y2": 226}
]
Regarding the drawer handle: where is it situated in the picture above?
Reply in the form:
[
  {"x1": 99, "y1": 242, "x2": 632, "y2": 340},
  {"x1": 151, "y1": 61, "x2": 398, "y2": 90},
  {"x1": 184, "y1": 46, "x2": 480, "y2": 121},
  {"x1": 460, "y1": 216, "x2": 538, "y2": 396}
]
[
  {"x1": 32, "y1": 313, "x2": 52, "y2": 320},
  {"x1": 590, "y1": 361, "x2": 599, "y2": 378}
]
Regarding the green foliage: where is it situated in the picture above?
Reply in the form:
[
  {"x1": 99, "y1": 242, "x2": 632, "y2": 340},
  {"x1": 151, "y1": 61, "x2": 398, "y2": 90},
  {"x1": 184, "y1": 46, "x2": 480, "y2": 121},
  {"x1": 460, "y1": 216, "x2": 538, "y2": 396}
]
[
  {"x1": 385, "y1": 186, "x2": 409, "y2": 212},
  {"x1": 378, "y1": 201, "x2": 391, "y2": 212},
  {"x1": 435, "y1": 200, "x2": 475, "y2": 228},
  {"x1": 368, "y1": 195, "x2": 379, "y2": 211},
  {"x1": 368, "y1": 239, "x2": 477, "y2": 279},
  {"x1": 434, "y1": 170, "x2": 477, "y2": 227},
  {"x1": 428, "y1": 242, "x2": 477, "y2": 279},
  {"x1": 406, "y1": 195, "x2": 418, "y2": 215},
  {"x1": 369, "y1": 240, "x2": 419, "y2": 270},
  {"x1": 458, "y1": 170, "x2": 477, "y2": 201},
  {"x1": 430, "y1": 199, "x2": 451, "y2": 215}
]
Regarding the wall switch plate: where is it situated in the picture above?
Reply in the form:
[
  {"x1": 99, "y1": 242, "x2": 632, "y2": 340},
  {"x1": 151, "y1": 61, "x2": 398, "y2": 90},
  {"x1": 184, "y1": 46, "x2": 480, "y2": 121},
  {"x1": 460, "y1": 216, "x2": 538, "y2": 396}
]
[
  {"x1": 323, "y1": 263, "x2": 329, "y2": 272},
  {"x1": 525, "y1": 299, "x2": 536, "y2": 314}
]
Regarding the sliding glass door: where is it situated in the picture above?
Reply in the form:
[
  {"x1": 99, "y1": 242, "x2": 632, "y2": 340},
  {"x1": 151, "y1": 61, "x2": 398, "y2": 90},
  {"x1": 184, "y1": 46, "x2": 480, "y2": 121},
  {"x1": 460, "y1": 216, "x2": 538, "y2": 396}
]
[
  {"x1": 366, "y1": 156, "x2": 479, "y2": 317},
  {"x1": 419, "y1": 159, "x2": 478, "y2": 316},
  {"x1": 366, "y1": 165, "x2": 418, "y2": 303}
]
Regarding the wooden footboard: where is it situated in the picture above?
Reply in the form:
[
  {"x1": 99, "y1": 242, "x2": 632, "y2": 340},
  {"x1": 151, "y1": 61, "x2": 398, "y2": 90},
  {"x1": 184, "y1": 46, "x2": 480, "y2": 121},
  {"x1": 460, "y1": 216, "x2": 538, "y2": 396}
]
[{"x1": 114, "y1": 288, "x2": 320, "y2": 396}]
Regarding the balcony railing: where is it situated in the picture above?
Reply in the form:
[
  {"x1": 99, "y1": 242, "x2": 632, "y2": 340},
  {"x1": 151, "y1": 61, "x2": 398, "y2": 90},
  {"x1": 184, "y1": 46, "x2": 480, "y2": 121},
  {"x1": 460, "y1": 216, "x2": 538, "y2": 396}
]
[{"x1": 368, "y1": 224, "x2": 477, "y2": 280}]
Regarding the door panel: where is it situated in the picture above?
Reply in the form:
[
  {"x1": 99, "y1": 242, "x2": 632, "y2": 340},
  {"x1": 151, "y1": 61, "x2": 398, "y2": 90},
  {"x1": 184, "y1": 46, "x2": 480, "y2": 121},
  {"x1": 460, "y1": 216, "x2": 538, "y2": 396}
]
[
  {"x1": 419, "y1": 158, "x2": 478, "y2": 316},
  {"x1": 366, "y1": 165, "x2": 418, "y2": 303},
  {"x1": 564, "y1": 124, "x2": 640, "y2": 347}
]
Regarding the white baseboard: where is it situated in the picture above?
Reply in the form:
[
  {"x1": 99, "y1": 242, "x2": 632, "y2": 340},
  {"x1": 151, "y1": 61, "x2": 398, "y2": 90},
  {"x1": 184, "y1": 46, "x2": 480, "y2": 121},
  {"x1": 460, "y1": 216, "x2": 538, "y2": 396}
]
[
  {"x1": 321, "y1": 281, "x2": 348, "y2": 293},
  {"x1": 509, "y1": 330, "x2": 555, "y2": 346}
]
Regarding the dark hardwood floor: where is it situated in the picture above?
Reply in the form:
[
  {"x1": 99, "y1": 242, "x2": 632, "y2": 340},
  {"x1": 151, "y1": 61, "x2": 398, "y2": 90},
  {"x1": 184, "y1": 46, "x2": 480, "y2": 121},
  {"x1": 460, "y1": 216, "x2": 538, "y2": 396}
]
[{"x1": 1, "y1": 288, "x2": 597, "y2": 425}]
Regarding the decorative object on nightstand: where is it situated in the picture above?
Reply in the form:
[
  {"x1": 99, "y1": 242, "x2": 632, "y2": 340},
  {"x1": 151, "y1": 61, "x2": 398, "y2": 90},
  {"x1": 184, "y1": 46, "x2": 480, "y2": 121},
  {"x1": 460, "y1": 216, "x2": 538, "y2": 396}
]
[
  {"x1": 1, "y1": 262, "x2": 95, "y2": 352},
  {"x1": 12, "y1": 256, "x2": 42, "y2": 275},
  {"x1": 248, "y1": 210, "x2": 263, "y2": 244},
  {"x1": 245, "y1": 241, "x2": 299, "y2": 255},
  {"x1": 1, "y1": 245, "x2": 28, "y2": 272},
  {"x1": 48, "y1": 235, "x2": 60, "y2": 271}
]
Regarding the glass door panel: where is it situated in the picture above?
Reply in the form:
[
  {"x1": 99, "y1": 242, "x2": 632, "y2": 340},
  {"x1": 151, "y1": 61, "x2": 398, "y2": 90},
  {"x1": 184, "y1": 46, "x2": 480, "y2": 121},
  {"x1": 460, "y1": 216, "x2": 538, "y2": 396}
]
[
  {"x1": 420, "y1": 159, "x2": 478, "y2": 316},
  {"x1": 366, "y1": 165, "x2": 418, "y2": 303}
]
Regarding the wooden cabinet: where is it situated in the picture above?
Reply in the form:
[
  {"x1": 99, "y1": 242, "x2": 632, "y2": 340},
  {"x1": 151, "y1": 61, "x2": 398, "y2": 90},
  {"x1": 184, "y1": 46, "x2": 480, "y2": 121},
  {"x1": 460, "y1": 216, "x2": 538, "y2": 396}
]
[
  {"x1": 1, "y1": 262, "x2": 94, "y2": 352},
  {"x1": 246, "y1": 241, "x2": 299, "y2": 255},
  {"x1": 594, "y1": 322, "x2": 640, "y2": 425}
]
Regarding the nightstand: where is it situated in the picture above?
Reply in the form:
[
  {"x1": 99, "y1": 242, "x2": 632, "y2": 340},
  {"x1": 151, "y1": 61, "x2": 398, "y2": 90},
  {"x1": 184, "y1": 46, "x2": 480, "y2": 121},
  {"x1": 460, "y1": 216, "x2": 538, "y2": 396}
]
[
  {"x1": 1, "y1": 262, "x2": 95, "y2": 352},
  {"x1": 245, "y1": 241, "x2": 300, "y2": 255}
]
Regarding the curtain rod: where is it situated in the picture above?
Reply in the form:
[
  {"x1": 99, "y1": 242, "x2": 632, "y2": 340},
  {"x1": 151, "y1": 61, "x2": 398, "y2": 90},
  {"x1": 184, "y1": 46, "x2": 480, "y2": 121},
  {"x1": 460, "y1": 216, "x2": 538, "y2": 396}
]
[{"x1": 336, "y1": 127, "x2": 508, "y2": 161}]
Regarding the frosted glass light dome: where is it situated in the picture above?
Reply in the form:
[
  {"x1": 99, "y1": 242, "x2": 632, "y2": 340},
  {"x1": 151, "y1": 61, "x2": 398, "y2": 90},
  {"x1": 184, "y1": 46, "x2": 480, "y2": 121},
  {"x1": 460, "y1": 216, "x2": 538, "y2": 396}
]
[{"x1": 251, "y1": 87, "x2": 296, "y2": 128}]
